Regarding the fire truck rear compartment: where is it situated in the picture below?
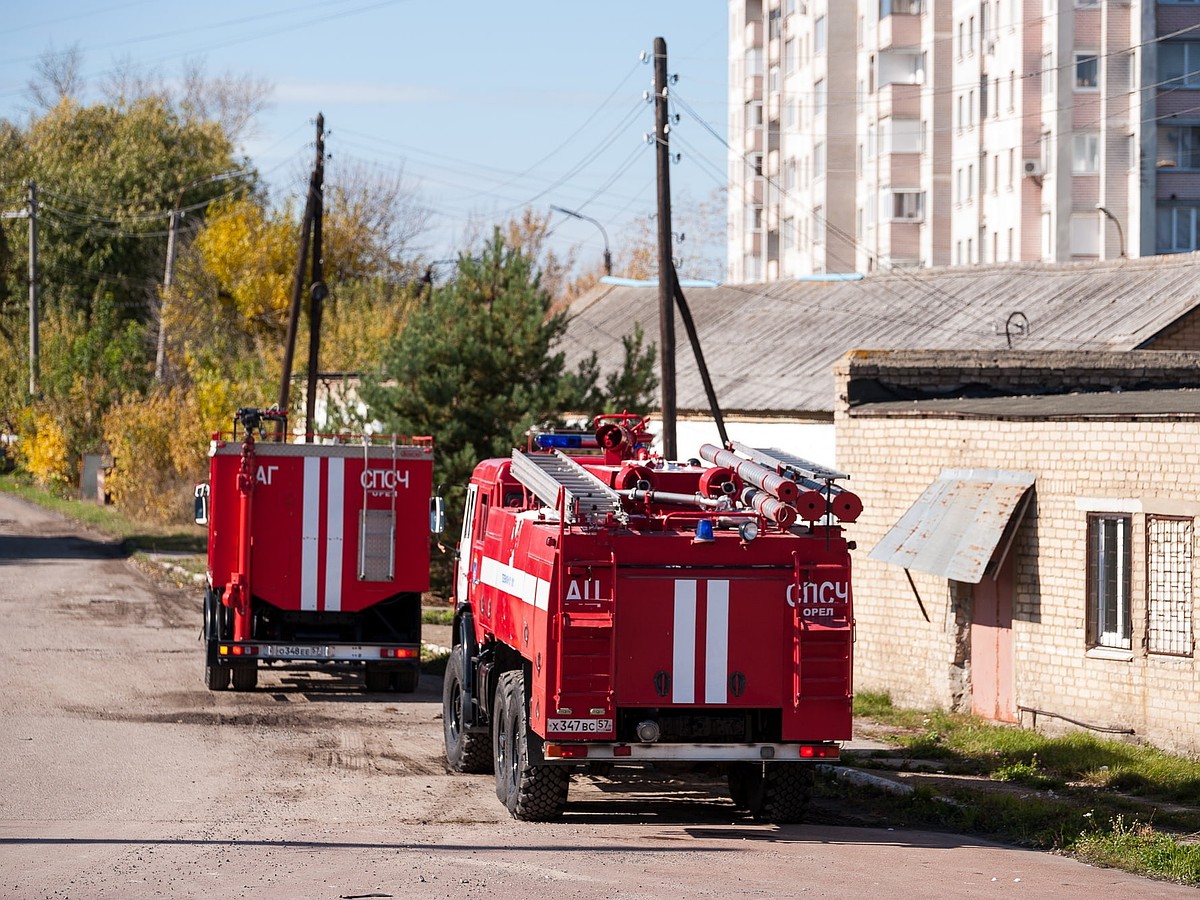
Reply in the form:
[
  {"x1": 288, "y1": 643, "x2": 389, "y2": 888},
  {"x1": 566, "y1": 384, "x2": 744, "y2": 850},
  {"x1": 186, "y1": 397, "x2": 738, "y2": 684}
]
[{"x1": 247, "y1": 590, "x2": 422, "y2": 645}]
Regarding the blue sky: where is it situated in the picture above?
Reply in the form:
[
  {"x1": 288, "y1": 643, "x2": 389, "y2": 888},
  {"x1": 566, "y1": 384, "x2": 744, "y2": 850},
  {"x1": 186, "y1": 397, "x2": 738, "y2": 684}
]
[{"x1": 0, "y1": 1, "x2": 729, "y2": 274}]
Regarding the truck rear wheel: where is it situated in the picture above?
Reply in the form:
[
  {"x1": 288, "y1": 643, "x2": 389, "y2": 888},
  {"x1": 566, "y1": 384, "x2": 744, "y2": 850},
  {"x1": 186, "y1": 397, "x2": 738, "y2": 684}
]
[
  {"x1": 393, "y1": 664, "x2": 420, "y2": 693},
  {"x1": 203, "y1": 588, "x2": 230, "y2": 691},
  {"x1": 494, "y1": 669, "x2": 568, "y2": 821},
  {"x1": 205, "y1": 663, "x2": 230, "y2": 691},
  {"x1": 443, "y1": 649, "x2": 491, "y2": 774},
  {"x1": 231, "y1": 664, "x2": 258, "y2": 691},
  {"x1": 364, "y1": 663, "x2": 391, "y2": 692},
  {"x1": 748, "y1": 763, "x2": 816, "y2": 830}
]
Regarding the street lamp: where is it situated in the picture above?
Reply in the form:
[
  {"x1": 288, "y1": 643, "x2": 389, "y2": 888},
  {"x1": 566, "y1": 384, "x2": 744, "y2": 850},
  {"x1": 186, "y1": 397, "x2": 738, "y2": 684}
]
[
  {"x1": 550, "y1": 205, "x2": 612, "y2": 276},
  {"x1": 1097, "y1": 205, "x2": 1126, "y2": 259}
]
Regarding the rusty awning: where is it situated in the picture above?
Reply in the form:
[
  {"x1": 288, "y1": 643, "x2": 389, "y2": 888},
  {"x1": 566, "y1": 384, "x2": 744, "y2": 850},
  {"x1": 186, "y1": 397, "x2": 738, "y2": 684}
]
[{"x1": 868, "y1": 469, "x2": 1036, "y2": 584}]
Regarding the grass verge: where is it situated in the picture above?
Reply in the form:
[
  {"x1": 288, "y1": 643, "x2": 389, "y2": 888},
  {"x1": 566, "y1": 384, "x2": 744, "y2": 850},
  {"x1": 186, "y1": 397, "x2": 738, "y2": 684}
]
[
  {"x1": 841, "y1": 691, "x2": 1200, "y2": 885},
  {"x1": 0, "y1": 473, "x2": 204, "y2": 553}
]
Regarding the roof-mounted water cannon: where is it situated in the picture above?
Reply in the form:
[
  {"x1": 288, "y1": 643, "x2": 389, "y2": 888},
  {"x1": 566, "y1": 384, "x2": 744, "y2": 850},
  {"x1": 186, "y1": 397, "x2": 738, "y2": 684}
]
[{"x1": 594, "y1": 413, "x2": 653, "y2": 464}]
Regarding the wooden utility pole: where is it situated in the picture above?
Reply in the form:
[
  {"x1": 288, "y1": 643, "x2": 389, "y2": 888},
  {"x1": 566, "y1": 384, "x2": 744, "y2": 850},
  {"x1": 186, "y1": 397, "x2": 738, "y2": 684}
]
[
  {"x1": 654, "y1": 36, "x2": 677, "y2": 459},
  {"x1": 278, "y1": 114, "x2": 324, "y2": 438},
  {"x1": 304, "y1": 114, "x2": 327, "y2": 438},
  {"x1": 27, "y1": 181, "x2": 38, "y2": 399}
]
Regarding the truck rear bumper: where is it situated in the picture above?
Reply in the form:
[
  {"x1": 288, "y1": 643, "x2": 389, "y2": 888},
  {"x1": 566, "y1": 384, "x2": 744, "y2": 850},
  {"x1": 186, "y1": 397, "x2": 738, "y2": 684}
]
[
  {"x1": 542, "y1": 741, "x2": 840, "y2": 763},
  {"x1": 214, "y1": 641, "x2": 419, "y2": 663}
]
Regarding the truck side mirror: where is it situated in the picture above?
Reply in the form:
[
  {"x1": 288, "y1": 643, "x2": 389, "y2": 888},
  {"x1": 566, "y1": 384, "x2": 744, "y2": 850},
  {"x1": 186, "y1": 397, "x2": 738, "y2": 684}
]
[
  {"x1": 429, "y1": 495, "x2": 446, "y2": 534},
  {"x1": 194, "y1": 483, "x2": 210, "y2": 526}
]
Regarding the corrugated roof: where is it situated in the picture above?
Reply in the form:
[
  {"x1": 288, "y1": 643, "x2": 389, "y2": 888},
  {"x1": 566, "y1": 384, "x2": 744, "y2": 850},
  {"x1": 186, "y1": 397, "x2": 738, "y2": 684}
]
[
  {"x1": 867, "y1": 469, "x2": 1036, "y2": 584},
  {"x1": 561, "y1": 254, "x2": 1200, "y2": 415}
]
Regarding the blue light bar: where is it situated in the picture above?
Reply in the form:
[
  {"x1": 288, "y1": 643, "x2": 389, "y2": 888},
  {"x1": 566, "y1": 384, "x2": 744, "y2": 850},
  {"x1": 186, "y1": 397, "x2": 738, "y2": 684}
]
[{"x1": 534, "y1": 433, "x2": 599, "y2": 450}]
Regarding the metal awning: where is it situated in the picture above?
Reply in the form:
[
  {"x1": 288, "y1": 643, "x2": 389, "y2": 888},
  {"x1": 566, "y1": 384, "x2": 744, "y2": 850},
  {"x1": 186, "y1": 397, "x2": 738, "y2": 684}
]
[{"x1": 869, "y1": 469, "x2": 1036, "y2": 584}]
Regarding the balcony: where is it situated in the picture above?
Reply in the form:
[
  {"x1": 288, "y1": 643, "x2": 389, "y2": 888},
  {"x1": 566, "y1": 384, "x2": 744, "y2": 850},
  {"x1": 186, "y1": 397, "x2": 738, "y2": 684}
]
[
  {"x1": 745, "y1": 19, "x2": 763, "y2": 49},
  {"x1": 878, "y1": 10, "x2": 922, "y2": 50},
  {"x1": 877, "y1": 82, "x2": 921, "y2": 119}
]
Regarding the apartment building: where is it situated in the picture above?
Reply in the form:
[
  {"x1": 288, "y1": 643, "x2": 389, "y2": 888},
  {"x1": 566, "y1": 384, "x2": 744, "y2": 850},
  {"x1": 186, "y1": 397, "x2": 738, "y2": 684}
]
[{"x1": 728, "y1": 0, "x2": 1200, "y2": 280}]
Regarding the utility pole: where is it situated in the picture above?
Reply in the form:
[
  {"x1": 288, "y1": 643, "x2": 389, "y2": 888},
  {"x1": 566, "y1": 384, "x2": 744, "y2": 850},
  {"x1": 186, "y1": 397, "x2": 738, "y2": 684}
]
[
  {"x1": 278, "y1": 114, "x2": 324, "y2": 438},
  {"x1": 654, "y1": 36, "x2": 677, "y2": 460},
  {"x1": 157, "y1": 208, "x2": 179, "y2": 382},
  {"x1": 304, "y1": 113, "x2": 327, "y2": 438},
  {"x1": 28, "y1": 181, "x2": 38, "y2": 399}
]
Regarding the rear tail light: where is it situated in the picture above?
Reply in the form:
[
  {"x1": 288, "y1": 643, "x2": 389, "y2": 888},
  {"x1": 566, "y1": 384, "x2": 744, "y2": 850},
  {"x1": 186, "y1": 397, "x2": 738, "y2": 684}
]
[
  {"x1": 379, "y1": 648, "x2": 418, "y2": 659},
  {"x1": 799, "y1": 744, "x2": 839, "y2": 759},
  {"x1": 544, "y1": 744, "x2": 588, "y2": 760}
]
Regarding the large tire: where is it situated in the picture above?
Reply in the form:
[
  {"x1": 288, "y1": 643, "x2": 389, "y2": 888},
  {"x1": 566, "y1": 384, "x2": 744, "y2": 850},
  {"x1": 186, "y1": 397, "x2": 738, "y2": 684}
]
[
  {"x1": 364, "y1": 663, "x2": 391, "y2": 692},
  {"x1": 495, "y1": 669, "x2": 569, "y2": 821},
  {"x1": 443, "y1": 649, "x2": 491, "y2": 774},
  {"x1": 393, "y1": 663, "x2": 420, "y2": 694},
  {"x1": 727, "y1": 762, "x2": 756, "y2": 810},
  {"x1": 231, "y1": 664, "x2": 258, "y2": 692},
  {"x1": 203, "y1": 588, "x2": 229, "y2": 691},
  {"x1": 205, "y1": 663, "x2": 230, "y2": 691},
  {"x1": 753, "y1": 764, "x2": 814, "y2": 824}
]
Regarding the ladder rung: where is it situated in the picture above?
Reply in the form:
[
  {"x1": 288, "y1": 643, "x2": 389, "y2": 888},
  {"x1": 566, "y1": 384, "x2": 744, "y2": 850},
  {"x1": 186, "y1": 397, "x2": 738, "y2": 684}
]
[{"x1": 510, "y1": 450, "x2": 626, "y2": 524}]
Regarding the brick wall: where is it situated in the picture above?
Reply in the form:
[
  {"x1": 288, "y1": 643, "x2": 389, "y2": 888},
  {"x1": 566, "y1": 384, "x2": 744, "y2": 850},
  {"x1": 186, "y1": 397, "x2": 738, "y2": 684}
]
[{"x1": 834, "y1": 350, "x2": 1200, "y2": 755}]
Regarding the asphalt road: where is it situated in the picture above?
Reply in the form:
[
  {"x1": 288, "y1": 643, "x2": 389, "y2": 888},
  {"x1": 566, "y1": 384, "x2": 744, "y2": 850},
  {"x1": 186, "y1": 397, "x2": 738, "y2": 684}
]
[{"x1": 0, "y1": 491, "x2": 1193, "y2": 898}]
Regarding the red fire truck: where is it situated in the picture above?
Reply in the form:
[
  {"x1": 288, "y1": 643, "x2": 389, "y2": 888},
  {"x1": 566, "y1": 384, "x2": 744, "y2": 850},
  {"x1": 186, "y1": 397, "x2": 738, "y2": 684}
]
[
  {"x1": 443, "y1": 413, "x2": 861, "y2": 821},
  {"x1": 195, "y1": 407, "x2": 439, "y2": 692}
]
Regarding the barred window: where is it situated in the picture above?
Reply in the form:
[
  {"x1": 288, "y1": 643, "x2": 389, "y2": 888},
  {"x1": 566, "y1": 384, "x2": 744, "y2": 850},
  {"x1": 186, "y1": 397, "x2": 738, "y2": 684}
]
[{"x1": 1147, "y1": 516, "x2": 1194, "y2": 657}]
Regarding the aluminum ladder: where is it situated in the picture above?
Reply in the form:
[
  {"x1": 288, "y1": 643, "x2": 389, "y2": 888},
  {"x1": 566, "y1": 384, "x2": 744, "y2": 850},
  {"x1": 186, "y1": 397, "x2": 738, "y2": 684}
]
[{"x1": 510, "y1": 449, "x2": 627, "y2": 524}]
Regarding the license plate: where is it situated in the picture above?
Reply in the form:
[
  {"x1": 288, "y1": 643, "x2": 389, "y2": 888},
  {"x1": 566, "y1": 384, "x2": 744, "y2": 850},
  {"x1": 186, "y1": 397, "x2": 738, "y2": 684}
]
[
  {"x1": 269, "y1": 645, "x2": 329, "y2": 659},
  {"x1": 546, "y1": 718, "x2": 613, "y2": 734}
]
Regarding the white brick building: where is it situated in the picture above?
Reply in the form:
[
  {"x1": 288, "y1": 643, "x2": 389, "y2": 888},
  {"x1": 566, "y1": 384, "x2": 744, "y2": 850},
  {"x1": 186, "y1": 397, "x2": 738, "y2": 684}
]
[{"x1": 728, "y1": 0, "x2": 1200, "y2": 281}]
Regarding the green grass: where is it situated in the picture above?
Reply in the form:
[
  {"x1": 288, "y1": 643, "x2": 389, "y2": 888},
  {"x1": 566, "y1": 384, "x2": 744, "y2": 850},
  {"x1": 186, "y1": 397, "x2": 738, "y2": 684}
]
[
  {"x1": 0, "y1": 473, "x2": 205, "y2": 553},
  {"x1": 421, "y1": 606, "x2": 454, "y2": 626},
  {"x1": 846, "y1": 691, "x2": 1200, "y2": 885}
]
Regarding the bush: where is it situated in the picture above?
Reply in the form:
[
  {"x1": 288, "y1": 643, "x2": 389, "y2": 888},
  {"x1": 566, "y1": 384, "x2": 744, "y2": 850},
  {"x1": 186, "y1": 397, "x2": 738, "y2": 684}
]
[
  {"x1": 102, "y1": 389, "x2": 209, "y2": 524},
  {"x1": 14, "y1": 409, "x2": 73, "y2": 493}
]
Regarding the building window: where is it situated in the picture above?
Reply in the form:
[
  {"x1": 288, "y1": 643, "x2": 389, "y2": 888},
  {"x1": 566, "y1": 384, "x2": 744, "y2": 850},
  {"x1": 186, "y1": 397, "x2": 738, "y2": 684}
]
[
  {"x1": 884, "y1": 118, "x2": 922, "y2": 153},
  {"x1": 1157, "y1": 125, "x2": 1200, "y2": 169},
  {"x1": 1070, "y1": 213, "x2": 1100, "y2": 256},
  {"x1": 1147, "y1": 516, "x2": 1194, "y2": 657},
  {"x1": 1160, "y1": 43, "x2": 1200, "y2": 88},
  {"x1": 881, "y1": 0, "x2": 924, "y2": 14},
  {"x1": 1157, "y1": 205, "x2": 1200, "y2": 252},
  {"x1": 1072, "y1": 133, "x2": 1100, "y2": 173},
  {"x1": 890, "y1": 190, "x2": 925, "y2": 221},
  {"x1": 1075, "y1": 53, "x2": 1099, "y2": 89},
  {"x1": 1087, "y1": 514, "x2": 1131, "y2": 651}
]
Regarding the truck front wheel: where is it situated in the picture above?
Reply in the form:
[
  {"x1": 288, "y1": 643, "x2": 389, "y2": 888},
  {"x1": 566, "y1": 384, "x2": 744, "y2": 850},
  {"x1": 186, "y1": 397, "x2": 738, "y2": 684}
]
[
  {"x1": 493, "y1": 669, "x2": 568, "y2": 821},
  {"x1": 443, "y1": 649, "x2": 491, "y2": 774}
]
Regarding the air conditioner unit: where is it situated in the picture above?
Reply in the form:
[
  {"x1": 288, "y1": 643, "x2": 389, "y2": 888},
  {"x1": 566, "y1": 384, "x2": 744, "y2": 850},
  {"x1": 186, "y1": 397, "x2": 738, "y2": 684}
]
[{"x1": 1022, "y1": 159, "x2": 1044, "y2": 177}]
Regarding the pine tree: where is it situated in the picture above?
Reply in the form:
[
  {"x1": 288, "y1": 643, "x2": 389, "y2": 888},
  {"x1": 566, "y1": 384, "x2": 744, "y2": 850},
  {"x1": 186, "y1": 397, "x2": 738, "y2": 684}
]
[{"x1": 361, "y1": 228, "x2": 656, "y2": 594}]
